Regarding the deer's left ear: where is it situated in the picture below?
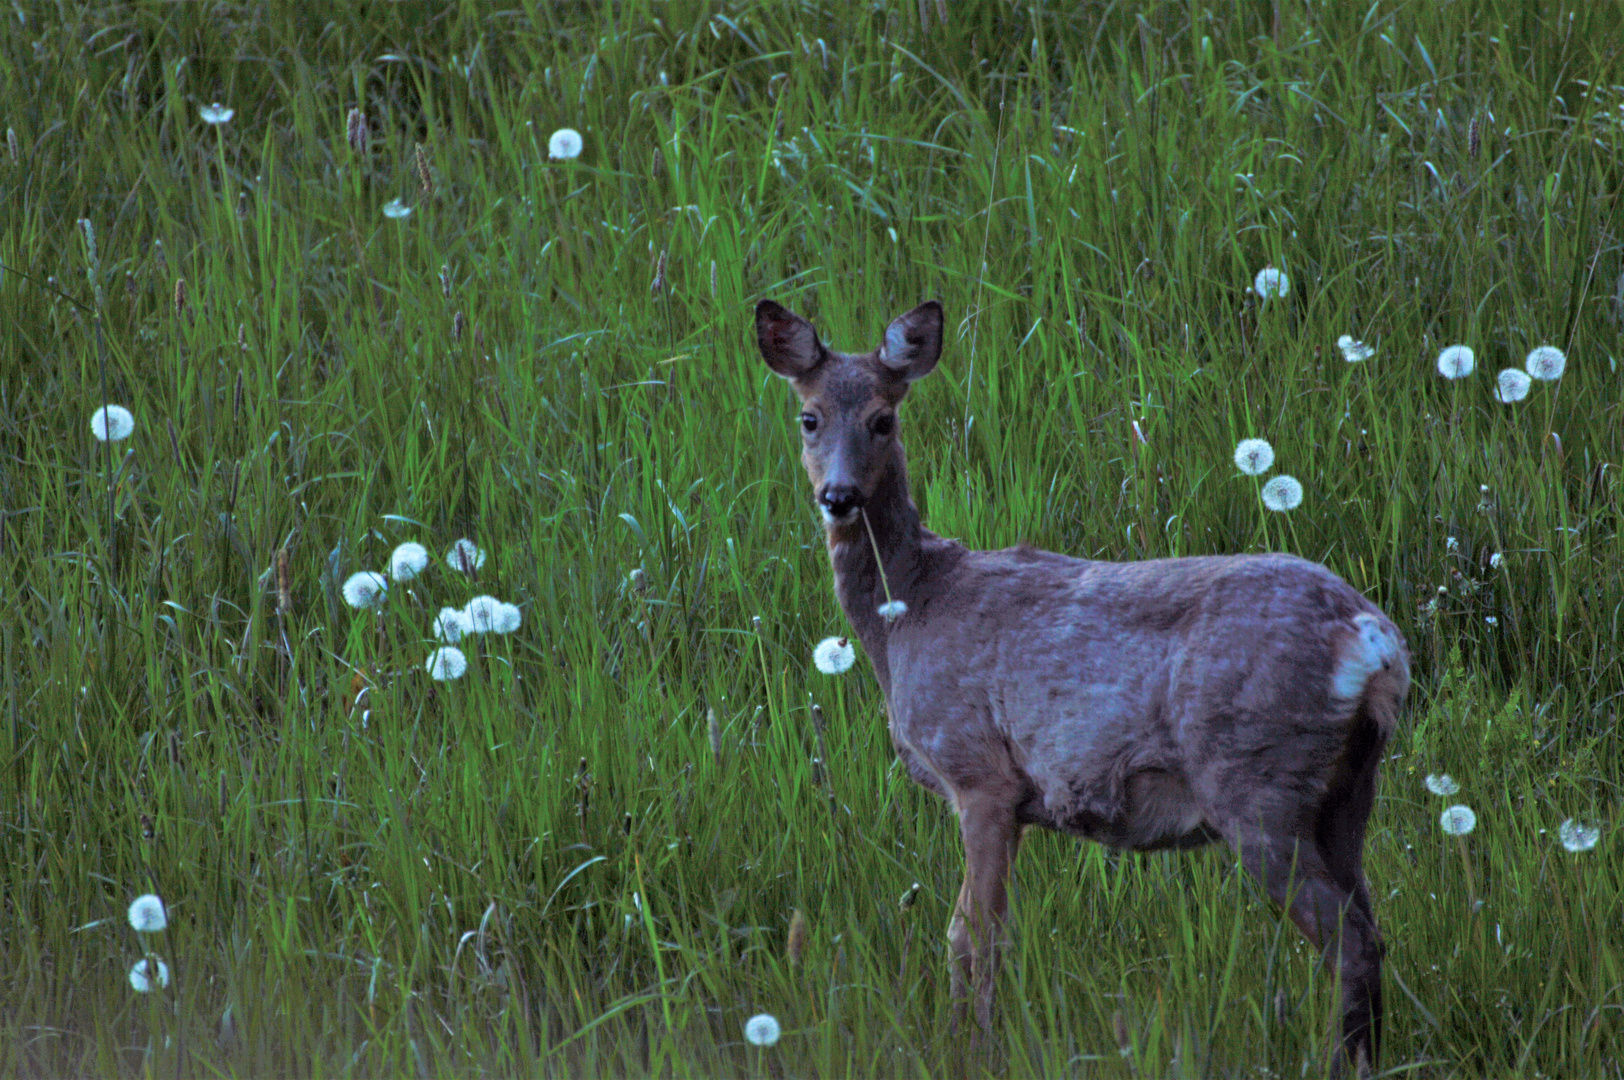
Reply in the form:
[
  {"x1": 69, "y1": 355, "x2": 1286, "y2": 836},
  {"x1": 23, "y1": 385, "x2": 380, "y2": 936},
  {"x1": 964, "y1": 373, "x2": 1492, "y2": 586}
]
[{"x1": 877, "y1": 301, "x2": 943, "y2": 383}]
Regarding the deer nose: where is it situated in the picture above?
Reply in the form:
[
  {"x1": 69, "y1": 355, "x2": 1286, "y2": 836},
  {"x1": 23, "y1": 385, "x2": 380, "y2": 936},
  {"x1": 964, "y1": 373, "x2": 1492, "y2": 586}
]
[{"x1": 818, "y1": 483, "x2": 864, "y2": 522}]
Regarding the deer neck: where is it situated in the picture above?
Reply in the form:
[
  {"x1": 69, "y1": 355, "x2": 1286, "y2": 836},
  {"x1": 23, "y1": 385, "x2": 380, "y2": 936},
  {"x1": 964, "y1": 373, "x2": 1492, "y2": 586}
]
[{"x1": 825, "y1": 450, "x2": 922, "y2": 690}]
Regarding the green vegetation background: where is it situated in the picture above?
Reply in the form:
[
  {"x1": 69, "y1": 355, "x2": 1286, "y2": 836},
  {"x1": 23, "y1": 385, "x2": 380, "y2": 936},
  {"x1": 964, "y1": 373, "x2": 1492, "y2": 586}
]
[{"x1": 2, "y1": 1, "x2": 1621, "y2": 1075}]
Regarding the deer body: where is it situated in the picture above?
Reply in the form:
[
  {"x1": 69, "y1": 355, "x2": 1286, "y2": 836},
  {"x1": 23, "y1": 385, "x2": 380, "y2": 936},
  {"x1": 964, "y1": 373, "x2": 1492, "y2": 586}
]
[{"x1": 757, "y1": 299, "x2": 1408, "y2": 1072}]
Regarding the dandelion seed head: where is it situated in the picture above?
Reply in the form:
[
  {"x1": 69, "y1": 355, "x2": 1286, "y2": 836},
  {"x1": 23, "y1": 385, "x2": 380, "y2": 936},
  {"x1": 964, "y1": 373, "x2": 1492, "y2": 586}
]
[
  {"x1": 1525, "y1": 345, "x2": 1566, "y2": 381},
  {"x1": 812, "y1": 636, "x2": 855, "y2": 675},
  {"x1": 426, "y1": 646, "x2": 467, "y2": 681},
  {"x1": 446, "y1": 539, "x2": 486, "y2": 574},
  {"x1": 878, "y1": 599, "x2": 908, "y2": 622},
  {"x1": 1437, "y1": 345, "x2": 1475, "y2": 379},
  {"x1": 1253, "y1": 265, "x2": 1289, "y2": 299},
  {"x1": 381, "y1": 198, "x2": 412, "y2": 220},
  {"x1": 1424, "y1": 773, "x2": 1460, "y2": 797},
  {"x1": 91, "y1": 404, "x2": 135, "y2": 442},
  {"x1": 389, "y1": 542, "x2": 430, "y2": 582},
  {"x1": 548, "y1": 127, "x2": 584, "y2": 160},
  {"x1": 433, "y1": 607, "x2": 468, "y2": 643},
  {"x1": 1559, "y1": 818, "x2": 1600, "y2": 853},
  {"x1": 199, "y1": 102, "x2": 234, "y2": 125},
  {"x1": 341, "y1": 571, "x2": 388, "y2": 611},
  {"x1": 743, "y1": 1013, "x2": 781, "y2": 1047},
  {"x1": 129, "y1": 957, "x2": 171, "y2": 992},
  {"x1": 1495, "y1": 368, "x2": 1531, "y2": 403},
  {"x1": 1338, "y1": 335, "x2": 1375, "y2": 363},
  {"x1": 1261, "y1": 474, "x2": 1304, "y2": 512},
  {"x1": 492, "y1": 602, "x2": 522, "y2": 635},
  {"x1": 1489, "y1": 552, "x2": 1503, "y2": 570},
  {"x1": 127, "y1": 894, "x2": 167, "y2": 933},
  {"x1": 1233, "y1": 438, "x2": 1275, "y2": 476},
  {"x1": 1440, "y1": 804, "x2": 1477, "y2": 836},
  {"x1": 463, "y1": 595, "x2": 502, "y2": 633}
]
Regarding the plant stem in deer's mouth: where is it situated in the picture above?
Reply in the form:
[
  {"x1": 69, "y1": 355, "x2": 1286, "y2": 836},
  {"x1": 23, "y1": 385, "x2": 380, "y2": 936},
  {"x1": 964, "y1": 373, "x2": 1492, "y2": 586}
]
[{"x1": 861, "y1": 508, "x2": 895, "y2": 607}]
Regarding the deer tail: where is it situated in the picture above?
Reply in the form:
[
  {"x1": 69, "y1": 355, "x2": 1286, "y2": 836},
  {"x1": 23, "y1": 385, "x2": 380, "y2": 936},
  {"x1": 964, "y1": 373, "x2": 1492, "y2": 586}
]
[{"x1": 1331, "y1": 612, "x2": 1410, "y2": 739}]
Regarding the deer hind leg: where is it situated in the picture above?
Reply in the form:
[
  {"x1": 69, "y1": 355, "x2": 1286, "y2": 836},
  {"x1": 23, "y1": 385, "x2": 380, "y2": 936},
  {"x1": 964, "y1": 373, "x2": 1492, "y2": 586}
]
[
  {"x1": 1314, "y1": 729, "x2": 1387, "y2": 1072},
  {"x1": 1228, "y1": 829, "x2": 1382, "y2": 1076},
  {"x1": 946, "y1": 790, "x2": 1021, "y2": 1032}
]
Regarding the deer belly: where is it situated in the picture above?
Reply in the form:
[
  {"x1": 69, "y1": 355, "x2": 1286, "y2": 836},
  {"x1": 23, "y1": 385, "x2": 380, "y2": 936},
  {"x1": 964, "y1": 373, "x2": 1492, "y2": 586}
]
[{"x1": 1029, "y1": 767, "x2": 1217, "y2": 852}]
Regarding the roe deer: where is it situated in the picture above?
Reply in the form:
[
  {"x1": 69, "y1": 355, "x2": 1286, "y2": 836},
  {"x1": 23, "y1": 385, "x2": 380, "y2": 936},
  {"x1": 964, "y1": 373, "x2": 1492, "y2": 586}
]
[{"x1": 756, "y1": 298, "x2": 1408, "y2": 1073}]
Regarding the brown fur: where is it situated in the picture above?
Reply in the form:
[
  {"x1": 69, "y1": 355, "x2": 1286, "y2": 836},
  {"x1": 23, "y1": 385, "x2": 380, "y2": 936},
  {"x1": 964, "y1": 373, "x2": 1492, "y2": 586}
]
[{"x1": 757, "y1": 299, "x2": 1409, "y2": 1072}]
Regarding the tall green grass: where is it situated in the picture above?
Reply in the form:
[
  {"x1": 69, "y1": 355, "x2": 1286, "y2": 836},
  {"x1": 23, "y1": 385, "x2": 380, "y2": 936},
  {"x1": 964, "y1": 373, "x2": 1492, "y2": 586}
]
[{"x1": 2, "y1": 1, "x2": 1620, "y2": 1075}]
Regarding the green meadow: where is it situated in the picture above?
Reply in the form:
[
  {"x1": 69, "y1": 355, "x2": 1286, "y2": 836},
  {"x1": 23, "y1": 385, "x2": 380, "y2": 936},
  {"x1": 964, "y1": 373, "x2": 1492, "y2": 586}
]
[{"x1": 3, "y1": 1, "x2": 1621, "y2": 1075}]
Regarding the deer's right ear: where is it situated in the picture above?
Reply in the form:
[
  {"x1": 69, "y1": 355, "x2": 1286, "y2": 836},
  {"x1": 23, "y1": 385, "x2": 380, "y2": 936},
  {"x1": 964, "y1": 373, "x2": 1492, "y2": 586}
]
[{"x1": 756, "y1": 300, "x2": 825, "y2": 381}]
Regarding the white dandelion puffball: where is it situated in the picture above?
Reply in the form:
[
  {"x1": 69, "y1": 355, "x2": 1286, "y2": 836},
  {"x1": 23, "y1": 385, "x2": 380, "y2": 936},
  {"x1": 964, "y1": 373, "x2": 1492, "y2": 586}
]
[
  {"x1": 1261, "y1": 475, "x2": 1304, "y2": 512},
  {"x1": 1436, "y1": 345, "x2": 1475, "y2": 379},
  {"x1": 1233, "y1": 438, "x2": 1275, "y2": 476},
  {"x1": 446, "y1": 538, "x2": 486, "y2": 574},
  {"x1": 1559, "y1": 818, "x2": 1600, "y2": 853},
  {"x1": 199, "y1": 102, "x2": 234, "y2": 125},
  {"x1": 341, "y1": 571, "x2": 389, "y2": 610},
  {"x1": 1440, "y1": 804, "x2": 1477, "y2": 837},
  {"x1": 548, "y1": 127, "x2": 584, "y2": 160},
  {"x1": 389, "y1": 542, "x2": 430, "y2": 582},
  {"x1": 433, "y1": 607, "x2": 468, "y2": 643},
  {"x1": 878, "y1": 599, "x2": 908, "y2": 622},
  {"x1": 463, "y1": 595, "x2": 502, "y2": 634},
  {"x1": 813, "y1": 636, "x2": 855, "y2": 675},
  {"x1": 492, "y1": 602, "x2": 522, "y2": 634},
  {"x1": 1525, "y1": 345, "x2": 1566, "y2": 381},
  {"x1": 743, "y1": 1013, "x2": 781, "y2": 1047},
  {"x1": 426, "y1": 646, "x2": 468, "y2": 681},
  {"x1": 381, "y1": 198, "x2": 412, "y2": 220},
  {"x1": 127, "y1": 894, "x2": 167, "y2": 933},
  {"x1": 91, "y1": 404, "x2": 135, "y2": 442},
  {"x1": 1253, "y1": 265, "x2": 1288, "y2": 299},
  {"x1": 129, "y1": 957, "x2": 171, "y2": 992},
  {"x1": 1495, "y1": 368, "x2": 1531, "y2": 403},
  {"x1": 1489, "y1": 552, "x2": 1504, "y2": 570},
  {"x1": 1424, "y1": 773, "x2": 1460, "y2": 797},
  {"x1": 1337, "y1": 335, "x2": 1375, "y2": 363}
]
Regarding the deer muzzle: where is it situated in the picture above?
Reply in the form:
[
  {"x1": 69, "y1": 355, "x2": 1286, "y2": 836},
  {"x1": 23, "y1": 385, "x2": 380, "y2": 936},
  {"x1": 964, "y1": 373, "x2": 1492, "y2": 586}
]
[{"x1": 816, "y1": 482, "x2": 864, "y2": 524}]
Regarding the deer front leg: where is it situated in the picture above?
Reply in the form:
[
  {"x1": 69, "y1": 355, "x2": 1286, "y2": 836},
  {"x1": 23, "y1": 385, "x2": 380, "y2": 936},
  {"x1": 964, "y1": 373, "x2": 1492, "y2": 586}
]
[{"x1": 946, "y1": 790, "x2": 1020, "y2": 1032}]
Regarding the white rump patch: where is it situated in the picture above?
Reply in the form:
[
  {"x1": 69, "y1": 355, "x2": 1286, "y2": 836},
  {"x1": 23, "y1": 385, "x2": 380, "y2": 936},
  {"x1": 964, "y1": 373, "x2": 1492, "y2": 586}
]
[{"x1": 1332, "y1": 613, "x2": 1403, "y2": 701}]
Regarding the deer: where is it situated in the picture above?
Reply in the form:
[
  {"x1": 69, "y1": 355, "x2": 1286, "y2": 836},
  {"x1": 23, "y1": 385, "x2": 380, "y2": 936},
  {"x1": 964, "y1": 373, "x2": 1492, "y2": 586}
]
[{"x1": 755, "y1": 298, "x2": 1409, "y2": 1074}]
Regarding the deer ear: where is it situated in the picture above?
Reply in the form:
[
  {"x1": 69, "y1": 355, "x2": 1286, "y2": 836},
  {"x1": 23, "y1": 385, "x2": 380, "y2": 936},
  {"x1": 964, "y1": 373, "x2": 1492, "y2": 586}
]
[
  {"x1": 877, "y1": 301, "x2": 943, "y2": 382},
  {"x1": 756, "y1": 300, "x2": 825, "y2": 381}
]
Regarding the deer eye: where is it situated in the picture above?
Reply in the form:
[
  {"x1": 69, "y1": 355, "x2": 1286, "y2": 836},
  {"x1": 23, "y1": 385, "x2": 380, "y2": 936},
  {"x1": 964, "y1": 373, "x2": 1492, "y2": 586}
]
[
  {"x1": 800, "y1": 413, "x2": 818, "y2": 434},
  {"x1": 871, "y1": 413, "x2": 895, "y2": 437}
]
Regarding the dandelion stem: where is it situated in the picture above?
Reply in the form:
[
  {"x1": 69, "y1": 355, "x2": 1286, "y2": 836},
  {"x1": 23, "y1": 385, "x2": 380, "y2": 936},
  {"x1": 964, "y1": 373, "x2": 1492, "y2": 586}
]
[
  {"x1": 1456, "y1": 835, "x2": 1476, "y2": 915},
  {"x1": 213, "y1": 125, "x2": 239, "y2": 249},
  {"x1": 859, "y1": 509, "x2": 896, "y2": 610}
]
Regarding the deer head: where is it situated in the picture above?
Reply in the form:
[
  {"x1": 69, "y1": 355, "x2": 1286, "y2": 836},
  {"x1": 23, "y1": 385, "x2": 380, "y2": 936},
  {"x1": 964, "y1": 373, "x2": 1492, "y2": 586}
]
[{"x1": 755, "y1": 299, "x2": 943, "y2": 524}]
